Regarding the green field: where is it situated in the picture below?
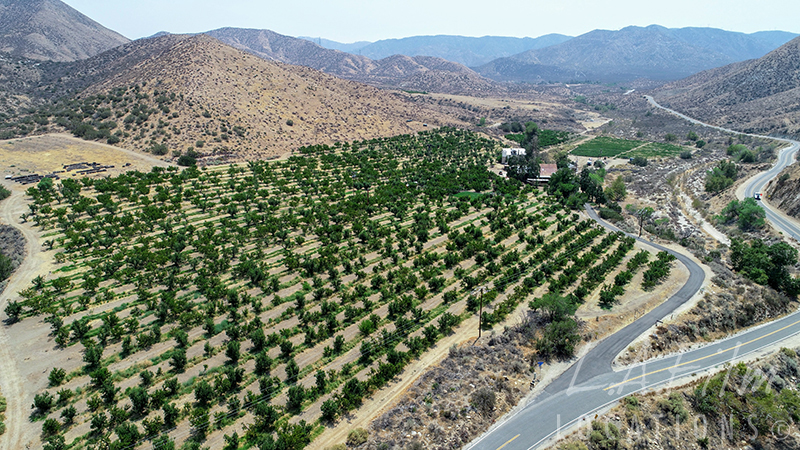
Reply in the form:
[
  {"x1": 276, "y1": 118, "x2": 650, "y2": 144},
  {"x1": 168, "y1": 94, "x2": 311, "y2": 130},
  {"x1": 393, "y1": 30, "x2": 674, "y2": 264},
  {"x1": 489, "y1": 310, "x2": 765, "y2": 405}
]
[
  {"x1": 570, "y1": 137, "x2": 645, "y2": 157},
  {"x1": 620, "y1": 142, "x2": 687, "y2": 159}
]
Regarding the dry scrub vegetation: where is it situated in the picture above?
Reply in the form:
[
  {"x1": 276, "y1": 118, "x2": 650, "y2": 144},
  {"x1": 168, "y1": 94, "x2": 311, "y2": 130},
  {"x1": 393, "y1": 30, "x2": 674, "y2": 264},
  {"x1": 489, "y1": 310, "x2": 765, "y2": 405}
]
[
  {"x1": 356, "y1": 333, "x2": 532, "y2": 450},
  {"x1": 558, "y1": 346, "x2": 800, "y2": 450}
]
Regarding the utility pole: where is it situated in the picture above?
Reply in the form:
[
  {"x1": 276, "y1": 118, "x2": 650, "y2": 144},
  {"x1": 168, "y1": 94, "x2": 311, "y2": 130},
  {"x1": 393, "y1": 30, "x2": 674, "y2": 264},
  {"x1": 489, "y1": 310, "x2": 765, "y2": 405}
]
[{"x1": 472, "y1": 286, "x2": 488, "y2": 339}]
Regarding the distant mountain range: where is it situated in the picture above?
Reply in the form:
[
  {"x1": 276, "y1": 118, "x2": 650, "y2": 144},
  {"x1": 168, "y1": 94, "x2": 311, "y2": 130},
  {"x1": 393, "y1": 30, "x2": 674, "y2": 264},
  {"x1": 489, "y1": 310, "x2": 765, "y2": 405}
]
[
  {"x1": 475, "y1": 25, "x2": 798, "y2": 83},
  {"x1": 0, "y1": 0, "x2": 129, "y2": 61},
  {"x1": 205, "y1": 28, "x2": 500, "y2": 95},
  {"x1": 299, "y1": 36, "x2": 371, "y2": 53},
  {"x1": 654, "y1": 36, "x2": 800, "y2": 137},
  {"x1": 303, "y1": 34, "x2": 573, "y2": 67}
]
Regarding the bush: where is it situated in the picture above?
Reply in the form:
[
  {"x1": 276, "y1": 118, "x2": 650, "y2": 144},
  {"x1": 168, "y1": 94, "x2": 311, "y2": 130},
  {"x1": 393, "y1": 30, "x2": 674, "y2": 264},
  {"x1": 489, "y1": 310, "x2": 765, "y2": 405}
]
[
  {"x1": 536, "y1": 318, "x2": 581, "y2": 359},
  {"x1": 32, "y1": 392, "x2": 55, "y2": 414},
  {"x1": 679, "y1": 150, "x2": 692, "y2": 159},
  {"x1": 0, "y1": 253, "x2": 15, "y2": 283},
  {"x1": 657, "y1": 392, "x2": 689, "y2": 424},
  {"x1": 588, "y1": 421, "x2": 621, "y2": 450},
  {"x1": 4, "y1": 301, "x2": 22, "y2": 323},
  {"x1": 705, "y1": 160, "x2": 738, "y2": 193},
  {"x1": 48, "y1": 368, "x2": 66, "y2": 387},
  {"x1": 598, "y1": 207, "x2": 623, "y2": 222},
  {"x1": 346, "y1": 428, "x2": 369, "y2": 446},
  {"x1": 559, "y1": 443, "x2": 588, "y2": 450},
  {"x1": 42, "y1": 417, "x2": 60, "y2": 436},
  {"x1": 630, "y1": 156, "x2": 648, "y2": 167},
  {"x1": 717, "y1": 198, "x2": 765, "y2": 231},
  {"x1": 470, "y1": 387, "x2": 496, "y2": 416},
  {"x1": 0, "y1": 186, "x2": 10, "y2": 201},
  {"x1": 177, "y1": 154, "x2": 196, "y2": 166},
  {"x1": 149, "y1": 143, "x2": 168, "y2": 156}
]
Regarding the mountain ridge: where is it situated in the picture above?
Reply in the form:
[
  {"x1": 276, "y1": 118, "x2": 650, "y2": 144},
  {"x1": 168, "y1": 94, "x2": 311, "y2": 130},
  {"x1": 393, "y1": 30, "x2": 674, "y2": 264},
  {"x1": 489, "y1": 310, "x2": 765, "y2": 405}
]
[
  {"x1": 204, "y1": 27, "x2": 503, "y2": 95},
  {"x1": 475, "y1": 25, "x2": 798, "y2": 83},
  {"x1": 654, "y1": 36, "x2": 800, "y2": 137},
  {"x1": 0, "y1": 0, "x2": 129, "y2": 61},
  {"x1": 349, "y1": 34, "x2": 572, "y2": 67},
  {"x1": 7, "y1": 34, "x2": 470, "y2": 160}
]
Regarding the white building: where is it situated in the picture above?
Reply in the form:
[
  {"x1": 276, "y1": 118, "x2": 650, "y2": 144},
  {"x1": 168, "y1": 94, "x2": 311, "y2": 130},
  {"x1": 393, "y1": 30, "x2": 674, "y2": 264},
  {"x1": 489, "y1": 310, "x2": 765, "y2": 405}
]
[{"x1": 501, "y1": 148, "x2": 526, "y2": 164}]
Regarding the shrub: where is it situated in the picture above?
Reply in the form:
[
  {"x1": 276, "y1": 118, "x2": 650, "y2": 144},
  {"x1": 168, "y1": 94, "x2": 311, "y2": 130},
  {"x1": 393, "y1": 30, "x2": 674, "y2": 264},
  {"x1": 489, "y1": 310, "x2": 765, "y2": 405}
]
[
  {"x1": 598, "y1": 207, "x2": 623, "y2": 222},
  {"x1": 535, "y1": 318, "x2": 580, "y2": 359},
  {"x1": 705, "y1": 160, "x2": 738, "y2": 193},
  {"x1": 679, "y1": 150, "x2": 692, "y2": 159},
  {"x1": 149, "y1": 143, "x2": 168, "y2": 156},
  {"x1": 470, "y1": 387, "x2": 496, "y2": 416},
  {"x1": 717, "y1": 198, "x2": 765, "y2": 231},
  {"x1": 321, "y1": 399, "x2": 338, "y2": 422},
  {"x1": 630, "y1": 156, "x2": 648, "y2": 167},
  {"x1": 559, "y1": 443, "x2": 588, "y2": 450},
  {"x1": 658, "y1": 392, "x2": 689, "y2": 424},
  {"x1": 346, "y1": 428, "x2": 369, "y2": 446},
  {"x1": 42, "y1": 417, "x2": 60, "y2": 435},
  {"x1": 32, "y1": 392, "x2": 55, "y2": 414},
  {"x1": 588, "y1": 421, "x2": 621, "y2": 450},
  {"x1": 3, "y1": 301, "x2": 22, "y2": 322},
  {"x1": 177, "y1": 154, "x2": 196, "y2": 166},
  {"x1": 48, "y1": 367, "x2": 66, "y2": 387}
]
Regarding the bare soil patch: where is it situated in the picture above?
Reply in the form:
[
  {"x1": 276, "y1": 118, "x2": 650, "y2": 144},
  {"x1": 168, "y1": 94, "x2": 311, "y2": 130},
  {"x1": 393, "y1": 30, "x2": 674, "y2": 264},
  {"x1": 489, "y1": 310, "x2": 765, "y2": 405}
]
[{"x1": 0, "y1": 133, "x2": 169, "y2": 179}]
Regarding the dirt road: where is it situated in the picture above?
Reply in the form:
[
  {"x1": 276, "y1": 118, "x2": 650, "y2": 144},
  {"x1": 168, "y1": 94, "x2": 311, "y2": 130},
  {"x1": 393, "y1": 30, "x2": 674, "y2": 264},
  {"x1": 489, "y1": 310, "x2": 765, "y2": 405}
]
[{"x1": 0, "y1": 183, "x2": 55, "y2": 450}]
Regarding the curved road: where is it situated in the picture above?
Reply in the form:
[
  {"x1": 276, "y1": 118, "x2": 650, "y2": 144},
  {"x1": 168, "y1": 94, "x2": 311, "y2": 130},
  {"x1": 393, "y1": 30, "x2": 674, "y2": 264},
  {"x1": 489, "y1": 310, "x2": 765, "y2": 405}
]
[
  {"x1": 467, "y1": 207, "x2": 707, "y2": 450},
  {"x1": 644, "y1": 95, "x2": 800, "y2": 241},
  {"x1": 468, "y1": 99, "x2": 800, "y2": 450}
]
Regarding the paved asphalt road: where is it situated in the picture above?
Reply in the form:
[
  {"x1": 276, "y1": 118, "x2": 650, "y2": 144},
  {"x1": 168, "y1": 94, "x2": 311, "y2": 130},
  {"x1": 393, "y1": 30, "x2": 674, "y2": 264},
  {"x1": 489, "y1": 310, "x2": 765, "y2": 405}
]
[
  {"x1": 467, "y1": 99, "x2": 800, "y2": 450},
  {"x1": 644, "y1": 95, "x2": 800, "y2": 241}
]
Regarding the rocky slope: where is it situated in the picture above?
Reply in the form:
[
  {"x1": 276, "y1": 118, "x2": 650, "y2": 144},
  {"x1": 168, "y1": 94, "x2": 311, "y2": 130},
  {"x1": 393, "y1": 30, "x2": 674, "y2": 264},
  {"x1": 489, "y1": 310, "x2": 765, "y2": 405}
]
[
  {"x1": 655, "y1": 36, "x2": 800, "y2": 137},
  {"x1": 44, "y1": 34, "x2": 469, "y2": 160},
  {"x1": 0, "y1": 0, "x2": 129, "y2": 61},
  {"x1": 766, "y1": 162, "x2": 800, "y2": 218}
]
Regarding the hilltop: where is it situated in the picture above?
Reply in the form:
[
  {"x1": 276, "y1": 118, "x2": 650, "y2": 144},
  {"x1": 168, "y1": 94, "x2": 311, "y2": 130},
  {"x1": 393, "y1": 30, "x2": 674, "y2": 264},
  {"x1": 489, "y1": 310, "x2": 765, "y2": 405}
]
[
  {"x1": 2, "y1": 34, "x2": 469, "y2": 160},
  {"x1": 0, "y1": 0, "x2": 129, "y2": 61},
  {"x1": 654, "y1": 36, "x2": 800, "y2": 136}
]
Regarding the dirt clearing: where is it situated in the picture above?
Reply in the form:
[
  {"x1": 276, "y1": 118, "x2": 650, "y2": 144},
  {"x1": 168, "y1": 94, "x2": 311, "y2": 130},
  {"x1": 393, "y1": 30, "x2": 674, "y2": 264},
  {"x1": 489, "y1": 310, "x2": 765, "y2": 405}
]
[{"x1": 0, "y1": 133, "x2": 170, "y2": 178}]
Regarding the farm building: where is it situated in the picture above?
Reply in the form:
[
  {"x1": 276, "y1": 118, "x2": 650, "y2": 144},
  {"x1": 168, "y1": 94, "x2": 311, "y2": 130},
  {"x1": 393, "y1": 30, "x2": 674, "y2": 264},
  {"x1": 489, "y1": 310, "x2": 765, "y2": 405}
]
[{"x1": 501, "y1": 148, "x2": 526, "y2": 164}]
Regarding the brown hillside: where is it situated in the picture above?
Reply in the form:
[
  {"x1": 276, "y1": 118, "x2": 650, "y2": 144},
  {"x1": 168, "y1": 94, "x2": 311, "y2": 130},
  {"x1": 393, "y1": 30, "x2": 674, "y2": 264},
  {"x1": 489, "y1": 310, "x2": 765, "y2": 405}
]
[
  {"x1": 765, "y1": 163, "x2": 800, "y2": 218},
  {"x1": 205, "y1": 27, "x2": 504, "y2": 95},
  {"x1": 0, "y1": 0, "x2": 129, "y2": 61},
  {"x1": 79, "y1": 34, "x2": 466, "y2": 161},
  {"x1": 655, "y1": 36, "x2": 800, "y2": 136}
]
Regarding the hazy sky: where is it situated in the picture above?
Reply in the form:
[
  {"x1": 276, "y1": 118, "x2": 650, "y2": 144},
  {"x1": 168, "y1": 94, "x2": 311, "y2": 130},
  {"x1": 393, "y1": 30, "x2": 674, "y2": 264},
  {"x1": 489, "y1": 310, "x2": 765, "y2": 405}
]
[{"x1": 63, "y1": 0, "x2": 800, "y2": 42}]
